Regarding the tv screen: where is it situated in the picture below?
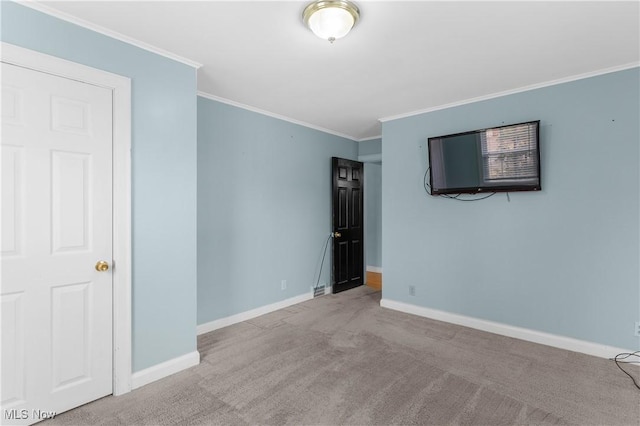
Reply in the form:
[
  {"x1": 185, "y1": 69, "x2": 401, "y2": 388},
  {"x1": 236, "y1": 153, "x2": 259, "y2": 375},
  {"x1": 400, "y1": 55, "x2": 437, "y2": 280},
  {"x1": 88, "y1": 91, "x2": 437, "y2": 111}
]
[{"x1": 428, "y1": 120, "x2": 541, "y2": 195}]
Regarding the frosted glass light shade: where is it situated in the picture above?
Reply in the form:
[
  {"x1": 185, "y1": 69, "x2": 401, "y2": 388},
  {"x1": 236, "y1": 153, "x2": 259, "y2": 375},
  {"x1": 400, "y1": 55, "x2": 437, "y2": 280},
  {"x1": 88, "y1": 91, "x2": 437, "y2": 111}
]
[
  {"x1": 303, "y1": 1, "x2": 360, "y2": 43},
  {"x1": 308, "y1": 7, "x2": 354, "y2": 41}
]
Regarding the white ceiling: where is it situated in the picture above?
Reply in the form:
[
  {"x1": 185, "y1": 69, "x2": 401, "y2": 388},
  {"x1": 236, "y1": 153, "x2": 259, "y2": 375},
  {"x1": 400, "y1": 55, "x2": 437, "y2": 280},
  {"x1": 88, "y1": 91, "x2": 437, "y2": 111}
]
[{"x1": 40, "y1": 1, "x2": 639, "y2": 141}]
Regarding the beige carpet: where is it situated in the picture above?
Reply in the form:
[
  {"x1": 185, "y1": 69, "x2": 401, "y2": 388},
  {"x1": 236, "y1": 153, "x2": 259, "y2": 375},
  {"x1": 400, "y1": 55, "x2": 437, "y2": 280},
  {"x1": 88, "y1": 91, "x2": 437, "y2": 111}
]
[{"x1": 48, "y1": 286, "x2": 639, "y2": 425}]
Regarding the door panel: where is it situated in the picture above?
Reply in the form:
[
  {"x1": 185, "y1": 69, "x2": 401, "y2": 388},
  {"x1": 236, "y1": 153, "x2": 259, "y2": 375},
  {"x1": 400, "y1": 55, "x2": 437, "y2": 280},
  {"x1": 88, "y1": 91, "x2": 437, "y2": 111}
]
[
  {"x1": 350, "y1": 188, "x2": 361, "y2": 227},
  {"x1": 332, "y1": 157, "x2": 364, "y2": 293},
  {"x1": 1, "y1": 146, "x2": 24, "y2": 257},
  {"x1": 338, "y1": 187, "x2": 348, "y2": 229},
  {"x1": 51, "y1": 151, "x2": 92, "y2": 253},
  {"x1": 51, "y1": 281, "x2": 92, "y2": 390},
  {"x1": 1, "y1": 292, "x2": 25, "y2": 406},
  {"x1": 1, "y1": 62, "x2": 113, "y2": 425},
  {"x1": 350, "y1": 239, "x2": 362, "y2": 281}
]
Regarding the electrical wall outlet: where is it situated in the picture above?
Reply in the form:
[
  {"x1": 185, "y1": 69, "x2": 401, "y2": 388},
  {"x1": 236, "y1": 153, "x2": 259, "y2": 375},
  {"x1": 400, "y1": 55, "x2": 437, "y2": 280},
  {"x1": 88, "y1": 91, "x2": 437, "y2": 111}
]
[
  {"x1": 281, "y1": 280, "x2": 287, "y2": 291},
  {"x1": 635, "y1": 321, "x2": 640, "y2": 337},
  {"x1": 409, "y1": 285, "x2": 416, "y2": 296}
]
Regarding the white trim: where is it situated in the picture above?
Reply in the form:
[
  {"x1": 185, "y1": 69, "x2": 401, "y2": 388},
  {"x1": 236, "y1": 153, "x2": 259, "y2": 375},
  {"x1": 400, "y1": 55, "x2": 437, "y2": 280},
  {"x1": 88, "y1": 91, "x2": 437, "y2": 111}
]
[
  {"x1": 2, "y1": 42, "x2": 134, "y2": 396},
  {"x1": 379, "y1": 62, "x2": 640, "y2": 123},
  {"x1": 111, "y1": 71, "x2": 133, "y2": 397},
  {"x1": 197, "y1": 292, "x2": 313, "y2": 335},
  {"x1": 380, "y1": 298, "x2": 635, "y2": 360},
  {"x1": 131, "y1": 351, "x2": 200, "y2": 390},
  {"x1": 366, "y1": 266, "x2": 383, "y2": 273},
  {"x1": 16, "y1": 0, "x2": 202, "y2": 69},
  {"x1": 358, "y1": 135, "x2": 382, "y2": 142},
  {"x1": 358, "y1": 154, "x2": 382, "y2": 163},
  {"x1": 197, "y1": 91, "x2": 358, "y2": 142}
]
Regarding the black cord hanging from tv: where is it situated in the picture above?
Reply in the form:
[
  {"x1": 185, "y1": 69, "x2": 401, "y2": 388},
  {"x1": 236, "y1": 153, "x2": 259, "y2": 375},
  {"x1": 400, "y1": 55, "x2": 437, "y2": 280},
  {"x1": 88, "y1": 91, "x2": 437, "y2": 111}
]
[{"x1": 424, "y1": 167, "x2": 496, "y2": 202}]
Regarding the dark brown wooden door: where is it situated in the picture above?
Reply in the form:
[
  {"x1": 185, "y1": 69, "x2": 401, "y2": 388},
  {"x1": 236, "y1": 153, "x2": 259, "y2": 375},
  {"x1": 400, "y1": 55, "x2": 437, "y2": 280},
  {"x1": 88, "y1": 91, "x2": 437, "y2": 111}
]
[{"x1": 332, "y1": 157, "x2": 364, "y2": 293}]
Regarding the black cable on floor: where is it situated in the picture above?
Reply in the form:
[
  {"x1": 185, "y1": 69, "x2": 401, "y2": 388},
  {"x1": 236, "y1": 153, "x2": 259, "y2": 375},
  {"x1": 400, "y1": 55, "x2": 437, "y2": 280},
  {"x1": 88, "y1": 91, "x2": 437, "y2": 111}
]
[{"x1": 611, "y1": 351, "x2": 640, "y2": 390}]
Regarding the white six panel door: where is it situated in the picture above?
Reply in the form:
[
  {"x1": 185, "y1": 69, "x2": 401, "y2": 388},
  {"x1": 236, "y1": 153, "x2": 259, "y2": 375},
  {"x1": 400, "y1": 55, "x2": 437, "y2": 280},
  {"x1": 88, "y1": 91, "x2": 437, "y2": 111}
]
[{"x1": 1, "y1": 62, "x2": 113, "y2": 425}]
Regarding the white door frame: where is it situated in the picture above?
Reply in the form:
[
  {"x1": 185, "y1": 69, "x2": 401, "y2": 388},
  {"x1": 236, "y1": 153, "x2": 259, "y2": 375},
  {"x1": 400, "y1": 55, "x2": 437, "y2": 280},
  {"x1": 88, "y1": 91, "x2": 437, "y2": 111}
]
[{"x1": 1, "y1": 42, "x2": 133, "y2": 396}]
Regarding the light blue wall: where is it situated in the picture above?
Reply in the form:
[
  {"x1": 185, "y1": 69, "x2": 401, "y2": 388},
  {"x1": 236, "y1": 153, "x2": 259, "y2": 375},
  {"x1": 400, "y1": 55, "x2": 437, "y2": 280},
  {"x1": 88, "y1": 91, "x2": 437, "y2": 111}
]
[
  {"x1": 359, "y1": 139, "x2": 383, "y2": 269},
  {"x1": 1, "y1": 2, "x2": 198, "y2": 371},
  {"x1": 197, "y1": 97, "x2": 358, "y2": 325},
  {"x1": 382, "y1": 68, "x2": 640, "y2": 350},
  {"x1": 358, "y1": 138, "x2": 382, "y2": 157},
  {"x1": 364, "y1": 163, "x2": 382, "y2": 268}
]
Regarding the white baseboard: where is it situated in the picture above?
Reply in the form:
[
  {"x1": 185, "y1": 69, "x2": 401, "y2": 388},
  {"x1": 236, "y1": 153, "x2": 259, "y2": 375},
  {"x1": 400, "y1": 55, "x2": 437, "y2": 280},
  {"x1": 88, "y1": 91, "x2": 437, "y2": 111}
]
[
  {"x1": 197, "y1": 292, "x2": 313, "y2": 335},
  {"x1": 380, "y1": 298, "x2": 635, "y2": 360},
  {"x1": 366, "y1": 266, "x2": 383, "y2": 273},
  {"x1": 132, "y1": 350, "x2": 200, "y2": 390}
]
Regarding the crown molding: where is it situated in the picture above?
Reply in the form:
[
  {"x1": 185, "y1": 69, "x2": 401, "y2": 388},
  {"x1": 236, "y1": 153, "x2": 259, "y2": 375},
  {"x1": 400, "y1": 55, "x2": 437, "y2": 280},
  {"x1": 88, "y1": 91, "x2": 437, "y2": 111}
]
[
  {"x1": 379, "y1": 62, "x2": 640, "y2": 123},
  {"x1": 357, "y1": 135, "x2": 382, "y2": 142},
  {"x1": 197, "y1": 91, "x2": 358, "y2": 142},
  {"x1": 16, "y1": 0, "x2": 202, "y2": 69}
]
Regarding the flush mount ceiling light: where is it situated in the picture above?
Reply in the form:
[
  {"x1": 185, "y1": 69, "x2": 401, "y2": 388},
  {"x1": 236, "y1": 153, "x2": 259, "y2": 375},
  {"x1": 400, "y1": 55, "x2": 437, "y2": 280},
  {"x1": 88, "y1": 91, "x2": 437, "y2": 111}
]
[{"x1": 302, "y1": 0, "x2": 360, "y2": 43}]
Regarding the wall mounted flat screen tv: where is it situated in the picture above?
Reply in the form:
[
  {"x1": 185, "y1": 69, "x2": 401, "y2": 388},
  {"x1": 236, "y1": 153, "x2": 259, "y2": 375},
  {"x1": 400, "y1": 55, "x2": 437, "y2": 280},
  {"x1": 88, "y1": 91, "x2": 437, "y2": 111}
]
[{"x1": 428, "y1": 120, "x2": 541, "y2": 195}]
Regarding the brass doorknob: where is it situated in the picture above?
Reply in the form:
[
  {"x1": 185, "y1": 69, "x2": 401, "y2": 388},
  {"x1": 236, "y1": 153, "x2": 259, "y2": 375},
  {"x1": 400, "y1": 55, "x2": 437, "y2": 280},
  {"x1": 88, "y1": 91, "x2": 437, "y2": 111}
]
[
  {"x1": 334, "y1": 232, "x2": 342, "y2": 238},
  {"x1": 95, "y1": 261, "x2": 109, "y2": 272}
]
